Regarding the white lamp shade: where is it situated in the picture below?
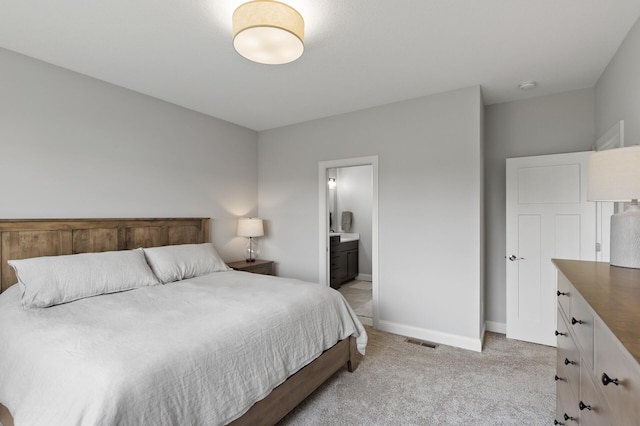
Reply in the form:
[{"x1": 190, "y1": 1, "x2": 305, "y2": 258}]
[
  {"x1": 232, "y1": 0, "x2": 304, "y2": 65},
  {"x1": 237, "y1": 218, "x2": 264, "y2": 237},
  {"x1": 588, "y1": 145, "x2": 640, "y2": 202}
]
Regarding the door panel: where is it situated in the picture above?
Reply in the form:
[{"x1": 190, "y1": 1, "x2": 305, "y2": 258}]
[
  {"x1": 507, "y1": 151, "x2": 595, "y2": 346},
  {"x1": 517, "y1": 215, "x2": 541, "y2": 320},
  {"x1": 555, "y1": 215, "x2": 581, "y2": 259},
  {"x1": 518, "y1": 164, "x2": 581, "y2": 204}
]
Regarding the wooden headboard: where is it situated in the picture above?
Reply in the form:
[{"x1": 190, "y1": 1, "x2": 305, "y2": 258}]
[{"x1": 0, "y1": 218, "x2": 210, "y2": 293}]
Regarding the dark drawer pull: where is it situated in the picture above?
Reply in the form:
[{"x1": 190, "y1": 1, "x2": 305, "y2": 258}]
[
  {"x1": 602, "y1": 372, "x2": 620, "y2": 386},
  {"x1": 579, "y1": 401, "x2": 592, "y2": 411},
  {"x1": 564, "y1": 358, "x2": 576, "y2": 366},
  {"x1": 563, "y1": 413, "x2": 575, "y2": 421},
  {"x1": 555, "y1": 330, "x2": 566, "y2": 337},
  {"x1": 554, "y1": 375, "x2": 565, "y2": 382},
  {"x1": 571, "y1": 317, "x2": 584, "y2": 325},
  {"x1": 557, "y1": 290, "x2": 568, "y2": 297}
]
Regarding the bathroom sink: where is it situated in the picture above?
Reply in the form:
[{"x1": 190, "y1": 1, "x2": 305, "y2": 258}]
[{"x1": 329, "y1": 232, "x2": 359, "y2": 242}]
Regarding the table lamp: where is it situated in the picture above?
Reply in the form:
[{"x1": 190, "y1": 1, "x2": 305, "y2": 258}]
[
  {"x1": 237, "y1": 218, "x2": 264, "y2": 262},
  {"x1": 588, "y1": 145, "x2": 640, "y2": 268}
]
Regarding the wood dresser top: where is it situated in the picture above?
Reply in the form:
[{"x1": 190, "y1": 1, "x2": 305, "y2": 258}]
[{"x1": 552, "y1": 259, "x2": 640, "y2": 363}]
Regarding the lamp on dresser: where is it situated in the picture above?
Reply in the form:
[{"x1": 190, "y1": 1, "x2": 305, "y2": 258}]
[
  {"x1": 588, "y1": 145, "x2": 640, "y2": 268},
  {"x1": 237, "y1": 217, "x2": 264, "y2": 262}
]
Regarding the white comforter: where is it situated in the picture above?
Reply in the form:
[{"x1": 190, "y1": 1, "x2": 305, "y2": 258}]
[{"x1": 0, "y1": 271, "x2": 367, "y2": 426}]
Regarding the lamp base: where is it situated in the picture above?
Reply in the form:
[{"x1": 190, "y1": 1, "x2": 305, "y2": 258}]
[
  {"x1": 243, "y1": 237, "x2": 260, "y2": 263},
  {"x1": 610, "y1": 206, "x2": 640, "y2": 269}
]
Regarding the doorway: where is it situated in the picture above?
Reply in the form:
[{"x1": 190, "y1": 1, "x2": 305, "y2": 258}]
[
  {"x1": 318, "y1": 156, "x2": 379, "y2": 327},
  {"x1": 329, "y1": 165, "x2": 373, "y2": 324}
]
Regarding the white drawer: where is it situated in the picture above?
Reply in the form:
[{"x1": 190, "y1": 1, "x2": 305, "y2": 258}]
[
  {"x1": 557, "y1": 310, "x2": 580, "y2": 402},
  {"x1": 594, "y1": 319, "x2": 640, "y2": 426},
  {"x1": 570, "y1": 291, "x2": 594, "y2": 369},
  {"x1": 556, "y1": 380, "x2": 579, "y2": 425},
  {"x1": 557, "y1": 271, "x2": 572, "y2": 318},
  {"x1": 579, "y1": 364, "x2": 613, "y2": 426}
]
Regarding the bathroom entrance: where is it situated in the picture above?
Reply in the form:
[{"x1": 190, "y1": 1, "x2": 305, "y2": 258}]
[{"x1": 318, "y1": 156, "x2": 378, "y2": 327}]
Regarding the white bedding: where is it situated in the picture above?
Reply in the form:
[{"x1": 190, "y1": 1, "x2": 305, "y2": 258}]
[{"x1": 0, "y1": 271, "x2": 367, "y2": 426}]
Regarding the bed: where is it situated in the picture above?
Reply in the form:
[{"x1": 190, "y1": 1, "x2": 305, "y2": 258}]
[{"x1": 0, "y1": 218, "x2": 366, "y2": 426}]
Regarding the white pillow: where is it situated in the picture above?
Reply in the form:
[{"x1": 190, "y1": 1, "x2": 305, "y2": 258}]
[
  {"x1": 8, "y1": 248, "x2": 160, "y2": 309},
  {"x1": 142, "y1": 243, "x2": 230, "y2": 284}
]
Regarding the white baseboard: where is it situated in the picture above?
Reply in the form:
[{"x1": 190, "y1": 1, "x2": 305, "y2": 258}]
[
  {"x1": 376, "y1": 320, "x2": 483, "y2": 352},
  {"x1": 355, "y1": 274, "x2": 372, "y2": 281},
  {"x1": 485, "y1": 321, "x2": 506, "y2": 334}
]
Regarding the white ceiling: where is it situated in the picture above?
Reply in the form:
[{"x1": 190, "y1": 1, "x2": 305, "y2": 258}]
[{"x1": 1, "y1": 1, "x2": 639, "y2": 131}]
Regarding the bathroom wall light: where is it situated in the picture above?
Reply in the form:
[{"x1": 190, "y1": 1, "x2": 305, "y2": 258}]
[
  {"x1": 232, "y1": 0, "x2": 305, "y2": 65},
  {"x1": 328, "y1": 178, "x2": 336, "y2": 189}
]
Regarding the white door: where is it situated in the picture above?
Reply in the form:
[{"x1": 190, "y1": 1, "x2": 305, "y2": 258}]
[{"x1": 506, "y1": 151, "x2": 596, "y2": 346}]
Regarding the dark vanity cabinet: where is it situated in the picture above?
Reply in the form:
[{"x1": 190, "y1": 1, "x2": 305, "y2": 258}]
[{"x1": 330, "y1": 236, "x2": 359, "y2": 289}]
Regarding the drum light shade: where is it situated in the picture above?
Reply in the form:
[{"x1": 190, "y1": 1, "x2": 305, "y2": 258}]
[
  {"x1": 588, "y1": 145, "x2": 640, "y2": 269},
  {"x1": 588, "y1": 146, "x2": 640, "y2": 202},
  {"x1": 232, "y1": 0, "x2": 304, "y2": 65},
  {"x1": 237, "y1": 218, "x2": 264, "y2": 238}
]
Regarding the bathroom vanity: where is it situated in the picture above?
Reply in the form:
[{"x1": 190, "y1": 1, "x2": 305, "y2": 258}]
[{"x1": 330, "y1": 234, "x2": 359, "y2": 289}]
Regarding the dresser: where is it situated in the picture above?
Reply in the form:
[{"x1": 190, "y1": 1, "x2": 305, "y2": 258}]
[{"x1": 552, "y1": 259, "x2": 640, "y2": 425}]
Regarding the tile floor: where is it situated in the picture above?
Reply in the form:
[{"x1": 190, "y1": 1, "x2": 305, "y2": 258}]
[{"x1": 337, "y1": 280, "x2": 372, "y2": 326}]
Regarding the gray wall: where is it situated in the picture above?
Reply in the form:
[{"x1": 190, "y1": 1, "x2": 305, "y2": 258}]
[
  {"x1": 10, "y1": 12, "x2": 639, "y2": 344},
  {"x1": 0, "y1": 48, "x2": 259, "y2": 260},
  {"x1": 484, "y1": 89, "x2": 595, "y2": 328},
  {"x1": 596, "y1": 16, "x2": 640, "y2": 144},
  {"x1": 336, "y1": 165, "x2": 373, "y2": 277},
  {"x1": 259, "y1": 86, "x2": 484, "y2": 349}
]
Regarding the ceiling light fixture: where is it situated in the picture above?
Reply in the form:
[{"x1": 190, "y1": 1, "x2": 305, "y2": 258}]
[
  {"x1": 232, "y1": 0, "x2": 304, "y2": 65},
  {"x1": 518, "y1": 80, "x2": 537, "y2": 90}
]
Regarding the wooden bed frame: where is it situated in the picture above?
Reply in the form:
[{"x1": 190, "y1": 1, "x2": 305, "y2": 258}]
[{"x1": 0, "y1": 218, "x2": 361, "y2": 426}]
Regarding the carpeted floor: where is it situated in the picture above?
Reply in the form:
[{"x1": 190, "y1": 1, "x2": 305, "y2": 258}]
[{"x1": 279, "y1": 326, "x2": 556, "y2": 426}]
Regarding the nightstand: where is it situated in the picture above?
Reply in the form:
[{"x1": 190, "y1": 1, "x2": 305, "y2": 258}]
[{"x1": 227, "y1": 259, "x2": 275, "y2": 276}]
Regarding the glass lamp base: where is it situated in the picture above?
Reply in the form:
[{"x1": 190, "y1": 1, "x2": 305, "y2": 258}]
[{"x1": 243, "y1": 238, "x2": 260, "y2": 262}]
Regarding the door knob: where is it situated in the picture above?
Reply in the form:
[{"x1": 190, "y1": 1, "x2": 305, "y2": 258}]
[{"x1": 508, "y1": 255, "x2": 525, "y2": 261}]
